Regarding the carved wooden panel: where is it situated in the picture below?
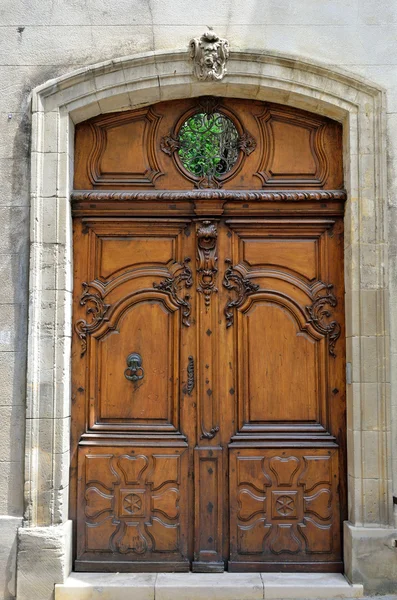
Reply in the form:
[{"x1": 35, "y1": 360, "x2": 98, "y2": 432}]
[
  {"x1": 75, "y1": 108, "x2": 163, "y2": 188},
  {"x1": 193, "y1": 447, "x2": 224, "y2": 571},
  {"x1": 223, "y1": 220, "x2": 341, "y2": 432},
  {"x1": 229, "y1": 448, "x2": 341, "y2": 570},
  {"x1": 74, "y1": 98, "x2": 343, "y2": 191},
  {"x1": 76, "y1": 446, "x2": 189, "y2": 571},
  {"x1": 254, "y1": 105, "x2": 340, "y2": 188},
  {"x1": 224, "y1": 219, "x2": 343, "y2": 436},
  {"x1": 72, "y1": 219, "x2": 194, "y2": 433},
  {"x1": 243, "y1": 301, "x2": 321, "y2": 423}
]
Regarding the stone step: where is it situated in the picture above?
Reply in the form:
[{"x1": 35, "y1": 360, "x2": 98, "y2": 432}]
[{"x1": 55, "y1": 572, "x2": 364, "y2": 600}]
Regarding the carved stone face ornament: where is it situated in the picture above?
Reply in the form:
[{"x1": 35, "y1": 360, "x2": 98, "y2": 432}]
[{"x1": 190, "y1": 31, "x2": 230, "y2": 81}]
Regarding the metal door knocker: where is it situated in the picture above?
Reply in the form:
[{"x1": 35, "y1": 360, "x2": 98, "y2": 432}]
[{"x1": 124, "y1": 353, "x2": 144, "y2": 382}]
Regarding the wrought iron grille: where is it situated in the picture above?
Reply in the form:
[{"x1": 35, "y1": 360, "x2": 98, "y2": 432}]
[{"x1": 178, "y1": 112, "x2": 239, "y2": 179}]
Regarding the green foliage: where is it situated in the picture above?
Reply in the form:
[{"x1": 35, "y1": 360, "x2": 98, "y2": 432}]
[{"x1": 178, "y1": 112, "x2": 238, "y2": 178}]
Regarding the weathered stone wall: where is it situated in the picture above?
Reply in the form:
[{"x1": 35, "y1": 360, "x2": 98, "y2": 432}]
[{"x1": 1, "y1": 1, "x2": 397, "y2": 599}]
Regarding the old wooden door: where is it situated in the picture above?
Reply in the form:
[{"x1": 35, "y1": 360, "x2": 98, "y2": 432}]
[{"x1": 71, "y1": 97, "x2": 346, "y2": 573}]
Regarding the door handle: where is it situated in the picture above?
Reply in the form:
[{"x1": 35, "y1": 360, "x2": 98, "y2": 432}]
[{"x1": 124, "y1": 352, "x2": 144, "y2": 382}]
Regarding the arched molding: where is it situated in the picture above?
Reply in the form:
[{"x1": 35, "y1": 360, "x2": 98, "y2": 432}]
[{"x1": 21, "y1": 48, "x2": 393, "y2": 594}]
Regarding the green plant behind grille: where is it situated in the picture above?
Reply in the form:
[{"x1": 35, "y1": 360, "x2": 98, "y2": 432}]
[{"x1": 178, "y1": 112, "x2": 239, "y2": 179}]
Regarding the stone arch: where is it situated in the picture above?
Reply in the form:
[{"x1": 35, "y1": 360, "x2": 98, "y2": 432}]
[{"x1": 20, "y1": 49, "x2": 394, "y2": 596}]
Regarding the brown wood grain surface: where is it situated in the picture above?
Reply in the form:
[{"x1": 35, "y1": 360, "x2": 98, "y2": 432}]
[{"x1": 71, "y1": 97, "x2": 346, "y2": 573}]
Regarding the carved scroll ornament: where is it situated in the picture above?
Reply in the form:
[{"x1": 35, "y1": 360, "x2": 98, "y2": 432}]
[
  {"x1": 223, "y1": 259, "x2": 260, "y2": 328},
  {"x1": 74, "y1": 282, "x2": 110, "y2": 356},
  {"x1": 306, "y1": 285, "x2": 341, "y2": 357},
  {"x1": 200, "y1": 425, "x2": 220, "y2": 440},
  {"x1": 153, "y1": 257, "x2": 193, "y2": 327},
  {"x1": 190, "y1": 30, "x2": 229, "y2": 81},
  {"x1": 196, "y1": 221, "x2": 218, "y2": 310},
  {"x1": 160, "y1": 134, "x2": 180, "y2": 156},
  {"x1": 238, "y1": 132, "x2": 257, "y2": 156}
]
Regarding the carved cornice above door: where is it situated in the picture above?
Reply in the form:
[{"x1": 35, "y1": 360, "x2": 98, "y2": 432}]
[
  {"x1": 72, "y1": 189, "x2": 347, "y2": 202},
  {"x1": 71, "y1": 188, "x2": 347, "y2": 219}
]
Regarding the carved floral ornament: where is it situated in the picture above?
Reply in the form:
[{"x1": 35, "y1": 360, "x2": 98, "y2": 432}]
[
  {"x1": 190, "y1": 30, "x2": 230, "y2": 81},
  {"x1": 196, "y1": 220, "x2": 218, "y2": 310}
]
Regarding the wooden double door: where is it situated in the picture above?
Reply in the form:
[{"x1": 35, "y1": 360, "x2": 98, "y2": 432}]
[{"x1": 71, "y1": 212, "x2": 345, "y2": 573}]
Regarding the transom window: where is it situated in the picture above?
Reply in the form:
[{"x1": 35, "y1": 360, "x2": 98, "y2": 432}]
[{"x1": 177, "y1": 112, "x2": 239, "y2": 178}]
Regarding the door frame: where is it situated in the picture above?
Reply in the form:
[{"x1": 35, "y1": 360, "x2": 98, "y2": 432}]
[{"x1": 18, "y1": 49, "x2": 394, "y2": 598}]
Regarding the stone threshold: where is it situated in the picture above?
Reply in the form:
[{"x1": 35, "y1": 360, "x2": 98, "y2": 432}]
[{"x1": 55, "y1": 572, "x2": 364, "y2": 599}]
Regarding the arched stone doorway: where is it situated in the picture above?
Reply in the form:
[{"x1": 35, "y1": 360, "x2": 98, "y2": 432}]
[{"x1": 17, "y1": 50, "x2": 395, "y2": 597}]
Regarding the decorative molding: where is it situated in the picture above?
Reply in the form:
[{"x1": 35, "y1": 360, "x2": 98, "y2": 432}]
[
  {"x1": 196, "y1": 220, "x2": 218, "y2": 309},
  {"x1": 190, "y1": 30, "x2": 229, "y2": 81},
  {"x1": 79, "y1": 448, "x2": 187, "y2": 562},
  {"x1": 198, "y1": 96, "x2": 221, "y2": 114},
  {"x1": 238, "y1": 132, "x2": 257, "y2": 156},
  {"x1": 160, "y1": 133, "x2": 180, "y2": 156},
  {"x1": 223, "y1": 259, "x2": 260, "y2": 328},
  {"x1": 200, "y1": 425, "x2": 220, "y2": 440},
  {"x1": 231, "y1": 450, "x2": 337, "y2": 560},
  {"x1": 153, "y1": 257, "x2": 193, "y2": 327},
  {"x1": 74, "y1": 282, "x2": 110, "y2": 356},
  {"x1": 306, "y1": 284, "x2": 341, "y2": 357},
  {"x1": 185, "y1": 355, "x2": 195, "y2": 396},
  {"x1": 195, "y1": 175, "x2": 222, "y2": 189},
  {"x1": 87, "y1": 107, "x2": 163, "y2": 187},
  {"x1": 72, "y1": 189, "x2": 347, "y2": 202},
  {"x1": 254, "y1": 107, "x2": 329, "y2": 188}
]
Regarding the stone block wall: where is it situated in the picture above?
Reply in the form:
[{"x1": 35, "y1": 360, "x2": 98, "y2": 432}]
[{"x1": 1, "y1": 1, "x2": 397, "y2": 598}]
